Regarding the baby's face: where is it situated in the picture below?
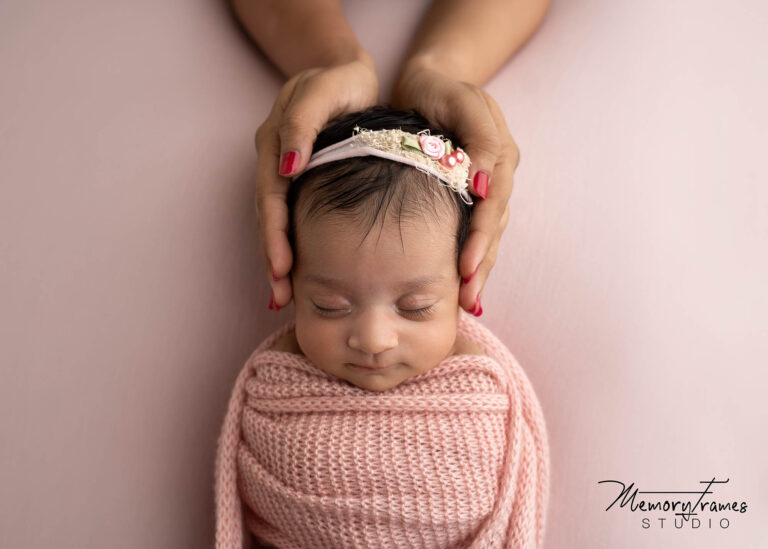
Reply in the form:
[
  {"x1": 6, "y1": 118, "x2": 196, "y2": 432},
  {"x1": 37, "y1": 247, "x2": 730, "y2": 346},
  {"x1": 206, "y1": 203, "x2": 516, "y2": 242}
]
[{"x1": 291, "y1": 211, "x2": 461, "y2": 392}]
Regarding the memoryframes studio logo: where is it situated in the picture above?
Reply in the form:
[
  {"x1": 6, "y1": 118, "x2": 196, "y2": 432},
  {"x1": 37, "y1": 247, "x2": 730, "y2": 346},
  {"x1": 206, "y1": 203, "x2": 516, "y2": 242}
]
[{"x1": 598, "y1": 477, "x2": 749, "y2": 531}]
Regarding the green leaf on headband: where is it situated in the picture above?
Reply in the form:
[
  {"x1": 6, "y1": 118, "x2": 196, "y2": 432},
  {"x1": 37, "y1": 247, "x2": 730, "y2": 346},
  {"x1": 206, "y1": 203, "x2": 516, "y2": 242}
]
[
  {"x1": 401, "y1": 135, "x2": 426, "y2": 156},
  {"x1": 444, "y1": 140, "x2": 453, "y2": 155}
]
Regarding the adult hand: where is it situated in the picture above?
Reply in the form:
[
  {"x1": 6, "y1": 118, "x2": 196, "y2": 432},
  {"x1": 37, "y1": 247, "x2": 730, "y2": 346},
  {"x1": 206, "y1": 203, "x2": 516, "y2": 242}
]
[
  {"x1": 391, "y1": 61, "x2": 517, "y2": 317},
  {"x1": 254, "y1": 55, "x2": 378, "y2": 310}
]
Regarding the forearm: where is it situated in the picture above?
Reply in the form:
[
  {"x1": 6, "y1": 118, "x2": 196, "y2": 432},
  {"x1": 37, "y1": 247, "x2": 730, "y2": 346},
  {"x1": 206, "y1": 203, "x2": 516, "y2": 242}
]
[
  {"x1": 230, "y1": 0, "x2": 372, "y2": 77},
  {"x1": 397, "y1": 0, "x2": 551, "y2": 87}
]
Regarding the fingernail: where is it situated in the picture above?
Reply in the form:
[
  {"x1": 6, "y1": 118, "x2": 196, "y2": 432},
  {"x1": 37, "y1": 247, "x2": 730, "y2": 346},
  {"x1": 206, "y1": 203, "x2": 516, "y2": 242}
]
[
  {"x1": 473, "y1": 171, "x2": 489, "y2": 199},
  {"x1": 268, "y1": 290, "x2": 281, "y2": 311},
  {"x1": 271, "y1": 266, "x2": 279, "y2": 282},
  {"x1": 462, "y1": 264, "x2": 479, "y2": 284},
  {"x1": 279, "y1": 151, "x2": 299, "y2": 176},
  {"x1": 469, "y1": 293, "x2": 481, "y2": 315},
  {"x1": 473, "y1": 299, "x2": 483, "y2": 317}
]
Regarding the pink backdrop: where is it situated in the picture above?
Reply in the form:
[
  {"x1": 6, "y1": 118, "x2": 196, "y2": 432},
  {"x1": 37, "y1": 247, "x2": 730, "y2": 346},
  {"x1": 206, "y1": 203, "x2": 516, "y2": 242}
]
[{"x1": 1, "y1": 0, "x2": 766, "y2": 547}]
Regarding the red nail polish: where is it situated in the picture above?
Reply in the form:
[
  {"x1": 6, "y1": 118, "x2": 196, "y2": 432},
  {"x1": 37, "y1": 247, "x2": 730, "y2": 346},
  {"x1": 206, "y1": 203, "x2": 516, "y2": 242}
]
[
  {"x1": 469, "y1": 294, "x2": 481, "y2": 315},
  {"x1": 473, "y1": 171, "x2": 489, "y2": 199},
  {"x1": 473, "y1": 300, "x2": 483, "y2": 317},
  {"x1": 279, "y1": 151, "x2": 299, "y2": 176},
  {"x1": 462, "y1": 264, "x2": 479, "y2": 284},
  {"x1": 271, "y1": 266, "x2": 279, "y2": 282}
]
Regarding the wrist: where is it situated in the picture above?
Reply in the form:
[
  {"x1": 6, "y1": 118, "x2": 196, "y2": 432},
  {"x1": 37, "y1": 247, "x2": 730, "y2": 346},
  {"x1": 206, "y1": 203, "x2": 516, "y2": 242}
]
[
  {"x1": 392, "y1": 52, "x2": 446, "y2": 106},
  {"x1": 396, "y1": 52, "x2": 440, "y2": 84},
  {"x1": 393, "y1": 50, "x2": 473, "y2": 98},
  {"x1": 322, "y1": 44, "x2": 375, "y2": 71}
]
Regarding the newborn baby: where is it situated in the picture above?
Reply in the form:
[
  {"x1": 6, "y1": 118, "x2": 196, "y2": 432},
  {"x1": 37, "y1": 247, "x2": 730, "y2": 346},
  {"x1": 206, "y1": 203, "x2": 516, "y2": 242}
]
[
  {"x1": 215, "y1": 106, "x2": 549, "y2": 549},
  {"x1": 276, "y1": 110, "x2": 484, "y2": 393}
]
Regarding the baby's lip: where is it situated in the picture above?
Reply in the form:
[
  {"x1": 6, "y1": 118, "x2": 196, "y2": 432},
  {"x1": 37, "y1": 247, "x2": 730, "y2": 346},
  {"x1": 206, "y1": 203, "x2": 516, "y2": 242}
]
[{"x1": 348, "y1": 363, "x2": 393, "y2": 371}]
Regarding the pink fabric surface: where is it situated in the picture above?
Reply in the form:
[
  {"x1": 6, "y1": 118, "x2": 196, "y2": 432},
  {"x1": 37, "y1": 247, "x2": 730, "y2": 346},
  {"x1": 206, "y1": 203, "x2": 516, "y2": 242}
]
[
  {"x1": 215, "y1": 311, "x2": 549, "y2": 548},
  {"x1": 1, "y1": 1, "x2": 766, "y2": 548}
]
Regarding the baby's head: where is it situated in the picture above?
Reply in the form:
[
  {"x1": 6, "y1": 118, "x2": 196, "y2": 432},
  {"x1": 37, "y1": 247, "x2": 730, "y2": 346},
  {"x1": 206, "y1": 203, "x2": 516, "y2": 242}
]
[{"x1": 287, "y1": 106, "x2": 472, "y2": 391}]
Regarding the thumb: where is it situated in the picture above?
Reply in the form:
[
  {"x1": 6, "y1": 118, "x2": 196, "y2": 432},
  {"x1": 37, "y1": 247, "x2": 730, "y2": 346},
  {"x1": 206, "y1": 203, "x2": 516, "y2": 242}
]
[
  {"x1": 276, "y1": 79, "x2": 340, "y2": 177},
  {"x1": 451, "y1": 97, "x2": 501, "y2": 201}
]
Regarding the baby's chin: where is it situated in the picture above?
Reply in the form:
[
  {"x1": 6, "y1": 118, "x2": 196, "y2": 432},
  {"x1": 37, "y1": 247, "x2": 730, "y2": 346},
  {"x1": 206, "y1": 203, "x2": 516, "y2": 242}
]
[
  {"x1": 341, "y1": 371, "x2": 409, "y2": 392},
  {"x1": 332, "y1": 360, "x2": 444, "y2": 392},
  {"x1": 355, "y1": 372, "x2": 401, "y2": 391}
]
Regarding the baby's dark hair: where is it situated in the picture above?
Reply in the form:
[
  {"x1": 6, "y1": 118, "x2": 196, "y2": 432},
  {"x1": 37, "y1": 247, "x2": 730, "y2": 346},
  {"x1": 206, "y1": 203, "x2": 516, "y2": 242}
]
[{"x1": 287, "y1": 106, "x2": 473, "y2": 272}]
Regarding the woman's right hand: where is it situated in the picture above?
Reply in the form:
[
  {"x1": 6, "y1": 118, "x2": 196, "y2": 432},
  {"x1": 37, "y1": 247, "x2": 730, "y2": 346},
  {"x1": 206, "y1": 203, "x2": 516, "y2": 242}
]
[{"x1": 254, "y1": 53, "x2": 378, "y2": 310}]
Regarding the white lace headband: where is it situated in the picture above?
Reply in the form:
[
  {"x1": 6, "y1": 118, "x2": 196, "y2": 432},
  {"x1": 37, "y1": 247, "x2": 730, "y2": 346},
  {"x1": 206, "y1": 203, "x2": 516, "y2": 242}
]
[{"x1": 295, "y1": 126, "x2": 473, "y2": 205}]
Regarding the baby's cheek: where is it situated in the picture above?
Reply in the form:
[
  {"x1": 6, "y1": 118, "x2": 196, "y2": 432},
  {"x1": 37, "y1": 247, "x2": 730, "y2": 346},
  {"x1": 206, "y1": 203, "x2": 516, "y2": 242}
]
[
  {"x1": 295, "y1": 314, "x2": 340, "y2": 363},
  {"x1": 408, "y1": 312, "x2": 459, "y2": 367}
]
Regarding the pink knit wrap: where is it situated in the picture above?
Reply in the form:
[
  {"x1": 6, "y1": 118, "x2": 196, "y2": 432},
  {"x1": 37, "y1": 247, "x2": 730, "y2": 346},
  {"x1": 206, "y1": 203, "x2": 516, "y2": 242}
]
[{"x1": 214, "y1": 311, "x2": 549, "y2": 548}]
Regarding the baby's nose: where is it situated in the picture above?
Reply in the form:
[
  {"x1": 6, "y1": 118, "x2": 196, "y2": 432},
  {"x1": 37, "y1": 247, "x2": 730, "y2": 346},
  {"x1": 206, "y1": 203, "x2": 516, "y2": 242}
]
[{"x1": 347, "y1": 309, "x2": 398, "y2": 355}]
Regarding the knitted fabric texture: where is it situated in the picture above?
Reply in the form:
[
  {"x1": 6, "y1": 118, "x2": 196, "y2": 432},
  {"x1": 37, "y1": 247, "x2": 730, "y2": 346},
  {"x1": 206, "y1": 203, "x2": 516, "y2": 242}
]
[{"x1": 214, "y1": 310, "x2": 549, "y2": 549}]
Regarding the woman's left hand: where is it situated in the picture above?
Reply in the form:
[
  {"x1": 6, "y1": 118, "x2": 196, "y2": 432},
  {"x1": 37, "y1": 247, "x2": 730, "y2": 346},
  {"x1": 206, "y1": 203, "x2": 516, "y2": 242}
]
[{"x1": 391, "y1": 61, "x2": 516, "y2": 316}]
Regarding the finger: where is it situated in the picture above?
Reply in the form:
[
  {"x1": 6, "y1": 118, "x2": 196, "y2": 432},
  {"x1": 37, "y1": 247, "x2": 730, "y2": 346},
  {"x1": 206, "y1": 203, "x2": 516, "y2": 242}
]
[
  {"x1": 254, "y1": 119, "x2": 294, "y2": 285},
  {"x1": 254, "y1": 225, "x2": 295, "y2": 311},
  {"x1": 458, "y1": 223, "x2": 491, "y2": 313},
  {"x1": 460, "y1": 203, "x2": 507, "y2": 313},
  {"x1": 256, "y1": 194, "x2": 294, "y2": 310},
  {"x1": 256, "y1": 186, "x2": 294, "y2": 309},
  {"x1": 459, "y1": 95, "x2": 517, "y2": 276},
  {"x1": 254, "y1": 219, "x2": 294, "y2": 311},
  {"x1": 260, "y1": 189, "x2": 293, "y2": 277},
  {"x1": 481, "y1": 93, "x2": 520, "y2": 204},
  {"x1": 459, "y1": 227, "x2": 502, "y2": 315},
  {"x1": 444, "y1": 87, "x2": 502, "y2": 200},
  {"x1": 276, "y1": 73, "x2": 347, "y2": 177},
  {"x1": 481, "y1": 91, "x2": 520, "y2": 171},
  {"x1": 270, "y1": 276, "x2": 294, "y2": 311},
  {"x1": 457, "y1": 162, "x2": 509, "y2": 281}
]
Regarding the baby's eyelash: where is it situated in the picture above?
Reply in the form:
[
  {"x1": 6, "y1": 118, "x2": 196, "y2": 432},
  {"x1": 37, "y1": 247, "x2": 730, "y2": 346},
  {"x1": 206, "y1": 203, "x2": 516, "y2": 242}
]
[
  {"x1": 401, "y1": 304, "x2": 435, "y2": 319},
  {"x1": 313, "y1": 304, "x2": 435, "y2": 319},
  {"x1": 313, "y1": 305, "x2": 349, "y2": 316}
]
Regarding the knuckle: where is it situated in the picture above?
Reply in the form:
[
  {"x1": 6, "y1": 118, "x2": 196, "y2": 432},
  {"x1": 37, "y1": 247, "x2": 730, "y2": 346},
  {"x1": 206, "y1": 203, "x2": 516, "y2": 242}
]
[
  {"x1": 254, "y1": 122, "x2": 273, "y2": 149},
  {"x1": 444, "y1": 89, "x2": 466, "y2": 118},
  {"x1": 462, "y1": 81, "x2": 485, "y2": 101},
  {"x1": 280, "y1": 112, "x2": 305, "y2": 138},
  {"x1": 495, "y1": 136, "x2": 519, "y2": 171},
  {"x1": 448, "y1": 82, "x2": 483, "y2": 116},
  {"x1": 254, "y1": 126, "x2": 265, "y2": 147},
  {"x1": 488, "y1": 135, "x2": 503, "y2": 157},
  {"x1": 475, "y1": 134, "x2": 502, "y2": 160},
  {"x1": 502, "y1": 137, "x2": 518, "y2": 158}
]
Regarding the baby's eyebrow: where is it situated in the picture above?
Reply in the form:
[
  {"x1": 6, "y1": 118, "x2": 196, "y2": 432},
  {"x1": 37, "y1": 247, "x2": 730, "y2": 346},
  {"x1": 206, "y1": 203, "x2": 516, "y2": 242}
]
[{"x1": 306, "y1": 274, "x2": 446, "y2": 293}]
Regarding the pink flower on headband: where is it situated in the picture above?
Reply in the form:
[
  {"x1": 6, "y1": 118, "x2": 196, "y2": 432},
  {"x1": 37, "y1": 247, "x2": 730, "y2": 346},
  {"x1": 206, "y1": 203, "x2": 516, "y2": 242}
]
[{"x1": 418, "y1": 135, "x2": 446, "y2": 159}]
